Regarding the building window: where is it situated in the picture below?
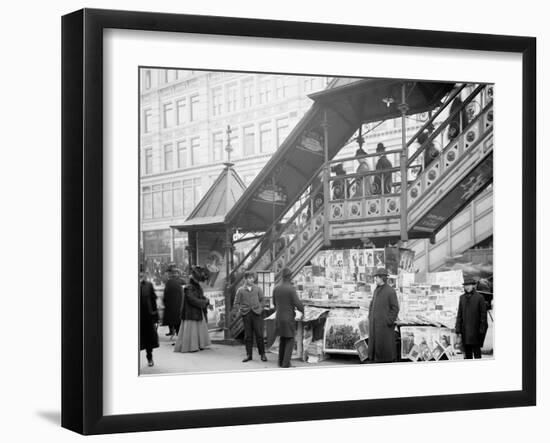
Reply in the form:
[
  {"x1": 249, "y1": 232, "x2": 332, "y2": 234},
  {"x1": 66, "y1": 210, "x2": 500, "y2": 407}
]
[
  {"x1": 259, "y1": 122, "x2": 272, "y2": 153},
  {"x1": 212, "y1": 132, "x2": 224, "y2": 162},
  {"x1": 176, "y1": 99, "x2": 186, "y2": 125},
  {"x1": 191, "y1": 137, "x2": 203, "y2": 165},
  {"x1": 142, "y1": 186, "x2": 152, "y2": 219},
  {"x1": 162, "y1": 102, "x2": 174, "y2": 128},
  {"x1": 183, "y1": 179, "x2": 193, "y2": 215},
  {"x1": 190, "y1": 95, "x2": 200, "y2": 121},
  {"x1": 177, "y1": 141, "x2": 187, "y2": 169},
  {"x1": 144, "y1": 70, "x2": 151, "y2": 90},
  {"x1": 145, "y1": 148, "x2": 153, "y2": 174},
  {"x1": 193, "y1": 178, "x2": 202, "y2": 205},
  {"x1": 258, "y1": 79, "x2": 271, "y2": 104},
  {"x1": 143, "y1": 109, "x2": 153, "y2": 133},
  {"x1": 226, "y1": 84, "x2": 238, "y2": 112},
  {"x1": 162, "y1": 183, "x2": 172, "y2": 217},
  {"x1": 242, "y1": 79, "x2": 253, "y2": 108},
  {"x1": 275, "y1": 77, "x2": 287, "y2": 99},
  {"x1": 163, "y1": 144, "x2": 174, "y2": 171},
  {"x1": 162, "y1": 69, "x2": 176, "y2": 84},
  {"x1": 212, "y1": 88, "x2": 222, "y2": 116},
  {"x1": 243, "y1": 125, "x2": 255, "y2": 156},
  {"x1": 276, "y1": 117, "x2": 290, "y2": 147},
  {"x1": 173, "y1": 182, "x2": 183, "y2": 217},
  {"x1": 229, "y1": 133, "x2": 239, "y2": 158},
  {"x1": 153, "y1": 184, "x2": 162, "y2": 218}
]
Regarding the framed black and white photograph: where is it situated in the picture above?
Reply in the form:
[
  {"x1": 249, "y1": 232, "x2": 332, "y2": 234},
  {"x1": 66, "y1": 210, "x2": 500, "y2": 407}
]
[{"x1": 61, "y1": 8, "x2": 536, "y2": 435}]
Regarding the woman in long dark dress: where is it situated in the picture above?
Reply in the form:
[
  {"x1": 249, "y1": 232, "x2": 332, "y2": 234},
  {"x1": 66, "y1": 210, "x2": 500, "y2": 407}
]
[
  {"x1": 174, "y1": 266, "x2": 213, "y2": 353},
  {"x1": 162, "y1": 270, "x2": 184, "y2": 337},
  {"x1": 140, "y1": 272, "x2": 159, "y2": 366}
]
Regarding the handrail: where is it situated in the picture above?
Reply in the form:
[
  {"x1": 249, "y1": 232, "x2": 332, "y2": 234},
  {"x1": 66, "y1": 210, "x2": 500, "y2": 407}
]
[
  {"x1": 229, "y1": 175, "x2": 325, "y2": 281},
  {"x1": 407, "y1": 84, "x2": 486, "y2": 166},
  {"x1": 327, "y1": 148, "x2": 403, "y2": 166},
  {"x1": 327, "y1": 166, "x2": 401, "y2": 181},
  {"x1": 263, "y1": 204, "x2": 325, "y2": 273},
  {"x1": 405, "y1": 84, "x2": 467, "y2": 151}
]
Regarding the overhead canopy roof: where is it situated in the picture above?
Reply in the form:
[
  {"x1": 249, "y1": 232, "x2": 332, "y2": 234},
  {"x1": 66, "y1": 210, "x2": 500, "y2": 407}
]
[
  {"x1": 172, "y1": 164, "x2": 247, "y2": 231},
  {"x1": 224, "y1": 78, "x2": 456, "y2": 232}
]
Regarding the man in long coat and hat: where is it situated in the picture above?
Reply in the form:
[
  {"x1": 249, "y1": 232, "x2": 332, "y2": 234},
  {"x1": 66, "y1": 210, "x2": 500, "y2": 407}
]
[
  {"x1": 455, "y1": 276, "x2": 488, "y2": 359},
  {"x1": 273, "y1": 267, "x2": 304, "y2": 368},
  {"x1": 367, "y1": 268, "x2": 399, "y2": 363},
  {"x1": 162, "y1": 267, "x2": 184, "y2": 337},
  {"x1": 140, "y1": 272, "x2": 159, "y2": 367}
]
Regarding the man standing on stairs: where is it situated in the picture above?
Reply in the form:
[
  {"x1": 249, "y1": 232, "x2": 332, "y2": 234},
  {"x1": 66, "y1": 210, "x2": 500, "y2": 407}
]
[
  {"x1": 373, "y1": 143, "x2": 393, "y2": 195},
  {"x1": 367, "y1": 268, "x2": 400, "y2": 363},
  {"x1": 234, "y1": 270, "x2": 268, "y2": 363},
  {"x1": 454, "y1": 276, "x2": 488, "y2": 359}
]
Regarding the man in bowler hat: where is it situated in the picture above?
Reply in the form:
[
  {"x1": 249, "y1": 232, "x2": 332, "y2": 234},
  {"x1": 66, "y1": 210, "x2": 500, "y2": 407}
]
[
  {"x1": 455, "y1": 276, "x2": 488, "y2": 359},
  {"x1": 367, "y1": 268, "x2": 399, "y2": 363},
  {"x1": 273, "y1": 267, "x2": 304, "y2": 368}
]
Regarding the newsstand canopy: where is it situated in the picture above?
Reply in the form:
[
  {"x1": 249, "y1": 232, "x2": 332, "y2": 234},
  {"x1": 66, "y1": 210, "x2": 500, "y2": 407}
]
[
  {"x1": 172, "y1": 163, "x2": 247, "y2": 232},
  {"x1": 224, "y1": 77, "x2": 456, "y2": 233}
]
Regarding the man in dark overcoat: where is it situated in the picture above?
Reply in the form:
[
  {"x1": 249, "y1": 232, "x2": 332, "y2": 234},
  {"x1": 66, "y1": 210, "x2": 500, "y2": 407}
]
[
  {"x1": 367, "y1": 268, "x2": 399, "y2": 363},
  {"x1": 273, "y1": 267, "x2": 304, "y2": 368},
  {"x1": 455, "y1": 277, "x2": 488, "y2": 359},
  {"x1": 162, "y1": 269, "x2": 184, "y2": 337},
  {"x1": 373, "y1": 143, "x2": 393, "y2": 195},
  {"x1": 140, "y1": 272, "x2": 159, "y2": 367}
]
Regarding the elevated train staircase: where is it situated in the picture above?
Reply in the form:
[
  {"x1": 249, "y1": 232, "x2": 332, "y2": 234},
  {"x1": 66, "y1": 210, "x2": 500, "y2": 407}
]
[{"x1": 226, "y1": 81, "x2": 493, "y2": 335}]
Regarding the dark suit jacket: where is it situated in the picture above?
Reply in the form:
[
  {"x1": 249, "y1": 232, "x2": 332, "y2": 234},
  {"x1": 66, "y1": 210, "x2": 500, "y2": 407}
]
[
  {"x1": 273, "y1": 282, "x2": 304, "y2": 338},
  {"x1": 162, "y1": 277, "x2": 183, "y2": 326},
  {"x1": 455, "y1": 290, "x2": 487, "y2": 345}
]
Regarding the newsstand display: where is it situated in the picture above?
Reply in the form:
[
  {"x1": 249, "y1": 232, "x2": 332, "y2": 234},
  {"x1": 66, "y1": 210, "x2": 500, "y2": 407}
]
[{"x1": 278, "y1": 247, "x2": 494, "y2": 364}]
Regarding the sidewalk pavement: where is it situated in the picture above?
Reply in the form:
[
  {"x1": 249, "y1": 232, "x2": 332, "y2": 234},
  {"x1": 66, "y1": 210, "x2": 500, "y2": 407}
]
[{"x1": 140, "y1": 325, "x2": 359, "y2": 375}]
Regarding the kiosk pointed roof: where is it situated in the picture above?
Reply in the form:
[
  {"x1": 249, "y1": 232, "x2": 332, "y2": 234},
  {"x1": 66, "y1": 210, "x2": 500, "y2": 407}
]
[{"x1": 173, "y1": 164, "x2": 247, "y2": 231}]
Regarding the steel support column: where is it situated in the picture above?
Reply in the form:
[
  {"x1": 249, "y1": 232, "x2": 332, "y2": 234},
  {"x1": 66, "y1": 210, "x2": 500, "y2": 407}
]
[
  {"x1": 224, "y1": 228, "x2": 233, "y2": 340},
  {"x1": 322, "y1": 109, "x2": 330, "y2": 246},
  {"x1": 399, "y1": 83, "x2": 409, "y2": 242}
]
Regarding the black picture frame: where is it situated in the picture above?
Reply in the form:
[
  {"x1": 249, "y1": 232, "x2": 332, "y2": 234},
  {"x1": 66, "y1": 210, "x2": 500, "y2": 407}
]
[{"x1": 62, "y1": 8, "x2": 536, "y2": 435}]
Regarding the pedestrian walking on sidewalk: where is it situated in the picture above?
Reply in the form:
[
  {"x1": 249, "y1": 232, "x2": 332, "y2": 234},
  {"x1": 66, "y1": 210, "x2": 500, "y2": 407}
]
[
  {"x1": 234, "y1": 271, "x2": 267, "y2": 362},
  {"x1": 455, "y1": 276, "x2": 488, "y2": 359},
  {"x1": 162, "y1": 267, "x2": 184, "y2": 337},
  {"x1": 367, "y1": 268, "x2": 399, "y2": 363},
  {"x1": 140, "y1": 272, "x2": 159, "y2": 367},
  {"x1": 174, "y1": 266, "x2": 213, "y2": 353},
  {"x1": 273, "y1": 268, "x2": 304, "y2": 368}
]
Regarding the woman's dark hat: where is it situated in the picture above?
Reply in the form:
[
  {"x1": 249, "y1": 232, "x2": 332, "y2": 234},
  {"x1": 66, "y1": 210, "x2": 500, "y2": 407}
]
[
  {"x1": 373, "y1": 268, "x2": 389, "y2": 276},
  {"x1": 191, "y1": 265, "x2": 210, "y2": 282},
  {"x1": 462, "y1": 277, "x2": 477, "y2": 285}
]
